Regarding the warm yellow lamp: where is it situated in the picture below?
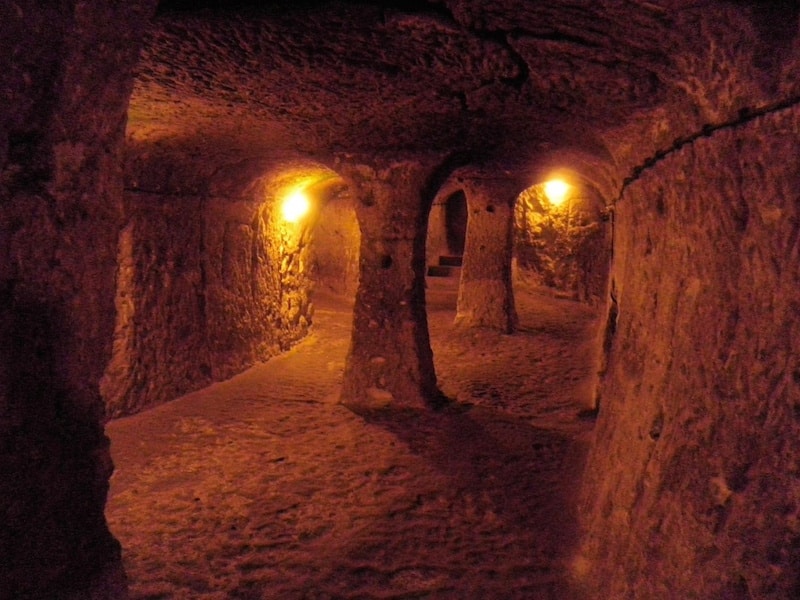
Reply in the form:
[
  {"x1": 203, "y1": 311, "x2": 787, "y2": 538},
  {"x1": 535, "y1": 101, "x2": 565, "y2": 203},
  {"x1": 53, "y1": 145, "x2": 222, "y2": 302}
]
[
  {"x1": 281, "y1": 189, "x2": 310, "y2": 223},
  {"x1": 543, "y1": 179, "x2": 571, "y2": 207}
]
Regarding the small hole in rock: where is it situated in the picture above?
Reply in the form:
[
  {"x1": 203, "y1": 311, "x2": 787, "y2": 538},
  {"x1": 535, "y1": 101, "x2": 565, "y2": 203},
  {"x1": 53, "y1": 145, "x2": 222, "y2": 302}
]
[{"x1": 380, "y1": 255, "x2": 392, "y2": 269}]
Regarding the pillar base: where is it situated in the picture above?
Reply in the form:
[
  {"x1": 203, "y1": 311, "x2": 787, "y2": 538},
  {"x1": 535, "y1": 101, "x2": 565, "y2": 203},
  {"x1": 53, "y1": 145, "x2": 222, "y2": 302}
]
[{"x1": 340, "y1": 385, "x2": 449, "y2": 416}]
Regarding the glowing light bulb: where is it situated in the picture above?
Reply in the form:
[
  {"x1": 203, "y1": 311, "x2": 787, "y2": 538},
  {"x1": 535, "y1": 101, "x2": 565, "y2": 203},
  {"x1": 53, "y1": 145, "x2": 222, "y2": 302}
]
[
  {"x1": 543, "y1": 179, "x2": 571, "y2": 206},
  {"x1": 281, "y1": 189, "x2": 310, "y2": 223}
]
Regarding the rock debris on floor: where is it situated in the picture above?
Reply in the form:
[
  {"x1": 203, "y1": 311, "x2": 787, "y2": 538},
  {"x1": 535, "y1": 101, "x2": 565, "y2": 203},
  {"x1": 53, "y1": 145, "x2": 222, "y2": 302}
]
[{"x1": 106, "y1": 285, "x2": 600, "y2": 599}]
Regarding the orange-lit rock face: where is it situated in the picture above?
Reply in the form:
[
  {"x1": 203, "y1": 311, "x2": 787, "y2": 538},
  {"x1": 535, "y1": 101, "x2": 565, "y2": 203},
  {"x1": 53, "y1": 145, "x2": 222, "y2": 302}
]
[
  {"x1": 427, "y1": 190, "x2": 468, "y2": 263},
  {"x1": 312, "y1": 191, "x2": 361, "y2": 298},
  {"x1": 125, "y1": 2, "x2": 800, "y2": 223},
  {"x1": 514, "y1": 184, "x2": 610, "y2": 304},
  {"x1": 102, "y1": 161, "x2": 337, "y2": 416},
  {"x1": 579, "y1": 108, "x2": 800, "y2": 599}
]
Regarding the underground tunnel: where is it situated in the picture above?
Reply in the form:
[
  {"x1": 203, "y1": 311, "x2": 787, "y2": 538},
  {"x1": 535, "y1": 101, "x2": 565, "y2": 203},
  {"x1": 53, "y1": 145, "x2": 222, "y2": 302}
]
[{"x1": 1, "y1": 1, "x2": 800, "y2": 598}]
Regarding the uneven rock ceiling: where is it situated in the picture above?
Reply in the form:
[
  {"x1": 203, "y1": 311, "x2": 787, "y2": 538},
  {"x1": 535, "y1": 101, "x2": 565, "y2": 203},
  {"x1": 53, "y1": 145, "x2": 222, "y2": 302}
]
[{"x1": 128, "y1": 0, "x2": 795, "y2": 189}]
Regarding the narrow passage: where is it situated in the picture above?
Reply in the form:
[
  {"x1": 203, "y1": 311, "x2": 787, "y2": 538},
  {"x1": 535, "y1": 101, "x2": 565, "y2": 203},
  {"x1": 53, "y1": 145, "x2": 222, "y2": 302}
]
[{"x1": 106, "y1": 286, "x2": 599, "y2": 599}]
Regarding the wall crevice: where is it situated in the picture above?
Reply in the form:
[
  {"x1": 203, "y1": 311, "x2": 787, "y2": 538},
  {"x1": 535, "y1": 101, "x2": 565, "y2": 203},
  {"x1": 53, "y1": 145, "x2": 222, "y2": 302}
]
[
  {"x1": 617, "y1": 93, "x2": 800, "y2": 201},
  {"x1": 582, "y1": 102, "x2": 800, "y2": 598}
]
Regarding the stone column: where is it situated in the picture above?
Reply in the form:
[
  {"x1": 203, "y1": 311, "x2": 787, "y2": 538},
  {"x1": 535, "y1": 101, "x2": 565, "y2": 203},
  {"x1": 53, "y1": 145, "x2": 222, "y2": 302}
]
[
  {"x1": 455, "y1": 177, "x2": 520, "y2": 333},
  {"x1": 338, "y1": 159, "x2": 442, "y2": 412},
  {"x1": 0, "y1": 2, "x2": 155, "y2": 598}
]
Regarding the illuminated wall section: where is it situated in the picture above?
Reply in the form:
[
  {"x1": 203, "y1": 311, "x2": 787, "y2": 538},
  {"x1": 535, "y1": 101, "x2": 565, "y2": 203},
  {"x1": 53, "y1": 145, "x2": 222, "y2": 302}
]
[
  {"x1": 103, "y1": 163, "x2": 340, "y2": 417},
  {"x1": 513, "y1": 177, "x2": 610, "y2": 305}
]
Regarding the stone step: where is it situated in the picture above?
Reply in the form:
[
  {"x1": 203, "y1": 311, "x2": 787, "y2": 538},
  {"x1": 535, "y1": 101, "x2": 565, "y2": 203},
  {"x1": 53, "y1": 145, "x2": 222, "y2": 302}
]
[
  {"x1": 426, "y1": 264, "x2": 462, "y2": 279},
  {"x1": 427, "y1": 265, "x2": 453, "y2": 277}
]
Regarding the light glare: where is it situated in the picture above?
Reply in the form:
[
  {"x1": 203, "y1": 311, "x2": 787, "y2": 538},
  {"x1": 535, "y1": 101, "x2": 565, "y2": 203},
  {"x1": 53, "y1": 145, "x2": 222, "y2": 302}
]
[
  {"x1": 543, "y1": 179, "x2": 571, "y2": 206},
  {"x1": 282, "y1": 189, "x2": 310, "y2": 223}
]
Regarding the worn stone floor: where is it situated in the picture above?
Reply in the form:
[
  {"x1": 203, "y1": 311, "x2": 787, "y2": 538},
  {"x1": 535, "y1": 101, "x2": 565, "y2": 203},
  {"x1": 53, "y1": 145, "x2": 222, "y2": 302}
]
[{"x1": 106, "y1": 280, "x2": 600, "y2": 599}]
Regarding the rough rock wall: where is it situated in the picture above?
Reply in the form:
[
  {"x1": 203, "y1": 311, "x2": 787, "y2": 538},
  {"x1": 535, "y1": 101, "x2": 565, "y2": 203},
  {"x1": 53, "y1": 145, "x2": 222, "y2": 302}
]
[
  {"x1": 579, "y1": 107, "x2": 800, "y2": 598},
  {"x1": 103, "y1": 192, "x2": 210, "y2": 417},
  {"x1": 312, "y1": 193, "x2": 360, "y2": 298},
  {"x1": 103, "y1": 174, "x2": 314, "y2": 417},
  {"x1": 207, "y1": 186, "x2": 313, "y2": 377},
  {"x1": 0, "y1": 1, "x2": 155, "y2": 597}
]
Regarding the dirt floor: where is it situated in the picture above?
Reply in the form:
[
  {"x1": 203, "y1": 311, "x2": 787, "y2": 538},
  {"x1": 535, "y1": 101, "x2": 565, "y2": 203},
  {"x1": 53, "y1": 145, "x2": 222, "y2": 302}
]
[{"x1": 106, "y1": 279, "x2": 601, "y2": 599}]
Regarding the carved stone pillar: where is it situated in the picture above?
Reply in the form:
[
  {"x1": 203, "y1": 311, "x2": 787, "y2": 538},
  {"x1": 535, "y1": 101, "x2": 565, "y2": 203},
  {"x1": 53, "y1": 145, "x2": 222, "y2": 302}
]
[
  {"x1": 338, "y1": 159, "x2": 442, "y2": 412},
  {"x1": 456, "y1": 177, "x2": 521, "y2": 332}
]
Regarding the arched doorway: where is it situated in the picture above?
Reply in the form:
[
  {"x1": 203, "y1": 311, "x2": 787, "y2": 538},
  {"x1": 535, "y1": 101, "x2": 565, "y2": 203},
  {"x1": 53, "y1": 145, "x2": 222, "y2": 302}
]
[
  {"x1": 444, "y1": 190, "x2": 467, "y2": 256},
  {"x1": 513, "y1": 179, "x2": 611, "y2": 305},
  {"x1": 426, "y1": 189, "x2": 467, "y2": 281}
]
